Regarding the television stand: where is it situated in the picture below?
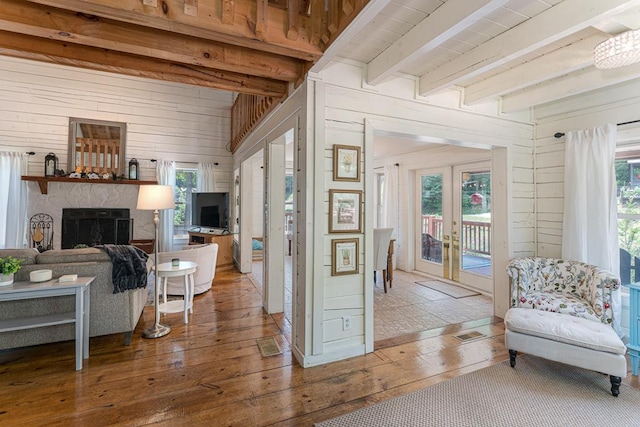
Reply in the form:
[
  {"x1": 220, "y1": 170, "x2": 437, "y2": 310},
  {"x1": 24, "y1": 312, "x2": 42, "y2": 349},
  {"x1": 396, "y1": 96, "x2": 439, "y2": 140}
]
[{"x1": 188, "y1": 231, "x2": 233, "y2": 271}]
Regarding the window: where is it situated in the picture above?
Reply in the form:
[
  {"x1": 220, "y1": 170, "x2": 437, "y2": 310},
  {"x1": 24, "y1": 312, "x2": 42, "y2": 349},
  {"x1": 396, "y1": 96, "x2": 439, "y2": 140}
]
[
  {"x1": 174, "y1": 168, "x2": 197, "y2": 238},
  {"x1": 616, "y1": 158, "x2": 640, "y2": 285}
]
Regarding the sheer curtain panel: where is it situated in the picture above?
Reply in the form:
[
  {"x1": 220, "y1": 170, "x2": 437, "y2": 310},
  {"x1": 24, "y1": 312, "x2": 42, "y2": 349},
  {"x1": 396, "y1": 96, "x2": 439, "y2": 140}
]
[
  {"x1": 156, "y1": 160, "x2": 176, "y2": 252},
  {"x1": 197, "y1": 163, "x2": 217, "y2": 192},
  {"x1": 382, "y1": 164, "x2": 399, "y2": 267},
  {"x1": 562, "y1": 124, "x2": 621, "y2": 333},
  {"x1": 0, "y1": 152, "x2": 28, "y2": 249}
]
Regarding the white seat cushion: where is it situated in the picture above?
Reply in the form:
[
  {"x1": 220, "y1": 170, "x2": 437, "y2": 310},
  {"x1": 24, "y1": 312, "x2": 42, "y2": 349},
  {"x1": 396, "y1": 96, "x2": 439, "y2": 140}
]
[{"x1": 504, "y1": 308, "x2": 626, "y2": 355}]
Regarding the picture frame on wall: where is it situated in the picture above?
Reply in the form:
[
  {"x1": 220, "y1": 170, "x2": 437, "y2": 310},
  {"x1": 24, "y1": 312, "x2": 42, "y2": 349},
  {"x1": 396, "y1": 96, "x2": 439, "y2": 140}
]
[
  {"x1": 332, "y1": 238, "x2": 359, "y2": 276},
  {"x1": 329, "y1": 189, "x2": 362, "y2": 233},
  {"x1": 333, "y1": 144, "x2": 361, "y2": 182}
]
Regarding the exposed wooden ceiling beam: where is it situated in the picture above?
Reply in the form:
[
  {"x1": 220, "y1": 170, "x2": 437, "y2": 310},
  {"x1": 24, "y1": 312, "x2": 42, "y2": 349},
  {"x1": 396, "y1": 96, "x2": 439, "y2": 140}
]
[
  {"x1": 26, "y1": 0, "x2": 323, "y2": 61},
  {"x1": 464, "y1": 34, "x2": 609, "y2": 105},
  {"x1": 0, "y1": 30, "x2": 288, "y2": 97},
  {"x1": 501, "y1": 62, "x2": 640, "y2": 113},
  {"x1": 418, "y1": 0, "x2": 640, "y2": 96},
  {"x1": 0, "y1": 0, "x2": 301, "y2": 82},
  {"x1": 366, "y1": 0, "x2": 508, "y2": 86}
]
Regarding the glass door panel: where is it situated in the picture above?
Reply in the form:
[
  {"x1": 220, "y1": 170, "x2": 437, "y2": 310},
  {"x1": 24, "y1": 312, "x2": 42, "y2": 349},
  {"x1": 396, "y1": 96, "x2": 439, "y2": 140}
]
[
  {"x1": 421, "y1": 174, "x2": 443, "y2": 264},
  {"x1": 453, "y1": 164, "x2": 493, "y2": 293},
  {"x1": 415, "y1": 168, "x2": 451, "y2": 278}
]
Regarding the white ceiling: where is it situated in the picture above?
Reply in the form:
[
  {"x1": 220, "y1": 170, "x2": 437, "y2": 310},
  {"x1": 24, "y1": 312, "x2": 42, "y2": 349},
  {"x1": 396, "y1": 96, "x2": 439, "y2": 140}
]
[{"x1": 320, "y1": 0, "x2": 640, "y2": 159}]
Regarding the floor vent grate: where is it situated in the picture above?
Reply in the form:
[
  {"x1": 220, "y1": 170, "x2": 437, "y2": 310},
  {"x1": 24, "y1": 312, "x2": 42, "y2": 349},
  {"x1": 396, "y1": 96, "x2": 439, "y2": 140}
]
[
  {"x1": 256, "y1": 337, "x2": 282, "y2": 357},
  {"x1": 454, "y1": 331, "x2": 486, "y2": 342}
]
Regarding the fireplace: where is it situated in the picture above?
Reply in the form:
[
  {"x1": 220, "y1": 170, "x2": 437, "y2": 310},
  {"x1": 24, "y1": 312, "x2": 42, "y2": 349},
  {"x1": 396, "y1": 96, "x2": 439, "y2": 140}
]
[{"x1": 62, "y1": 208, "x2": 132, "y2": 249}]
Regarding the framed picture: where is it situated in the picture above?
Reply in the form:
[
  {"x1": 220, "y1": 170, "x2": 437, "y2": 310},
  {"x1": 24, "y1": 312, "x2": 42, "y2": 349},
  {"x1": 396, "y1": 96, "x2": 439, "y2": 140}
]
[
  {"x1": 329, "y1": 189, "x2": 362, "y2": 233},
  {"x1": 333, "y1": 144, "x2": 361, "y2": 182},
  {"x1": 332, "y1": 238, "x2": 359, "y2": 276}
]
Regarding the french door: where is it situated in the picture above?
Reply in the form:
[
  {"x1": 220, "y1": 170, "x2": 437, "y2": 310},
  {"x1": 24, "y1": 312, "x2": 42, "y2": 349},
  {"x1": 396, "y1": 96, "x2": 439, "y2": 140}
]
[{"x1": 415, "y1": 162, "x2": 493, "y2": 294}]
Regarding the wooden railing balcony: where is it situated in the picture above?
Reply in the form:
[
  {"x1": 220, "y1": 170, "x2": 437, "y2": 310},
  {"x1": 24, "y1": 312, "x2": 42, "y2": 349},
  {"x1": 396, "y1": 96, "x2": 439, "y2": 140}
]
[{"x1": 422, "y1": 215, "x2": 491, "y2": 256}]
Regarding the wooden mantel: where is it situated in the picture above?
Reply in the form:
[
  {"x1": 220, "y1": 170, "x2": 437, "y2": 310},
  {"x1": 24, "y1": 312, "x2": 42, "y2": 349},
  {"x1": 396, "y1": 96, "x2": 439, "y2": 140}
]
[{"x1": 22, "y1": 176, "x2": 157, "y2": 195}]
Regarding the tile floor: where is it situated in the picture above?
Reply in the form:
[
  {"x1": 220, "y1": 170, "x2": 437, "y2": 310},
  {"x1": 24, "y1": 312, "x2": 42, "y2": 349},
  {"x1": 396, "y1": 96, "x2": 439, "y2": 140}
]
[
  {"x1": 374, "y1": 270, "x2": 494, "y2": 341},
  {"x1": 250, "y1": 260, "x2": 494, "y2": 343}
]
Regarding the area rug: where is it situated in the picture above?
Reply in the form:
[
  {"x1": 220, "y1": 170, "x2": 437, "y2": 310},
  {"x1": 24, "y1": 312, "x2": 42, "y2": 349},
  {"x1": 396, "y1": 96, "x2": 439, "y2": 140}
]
[
  {"x1": 316, "y1": 356, "x2": 640, "y2": 427},
  {"x1": 415, "y1": 280, "x2": 479, "y2": 298}
]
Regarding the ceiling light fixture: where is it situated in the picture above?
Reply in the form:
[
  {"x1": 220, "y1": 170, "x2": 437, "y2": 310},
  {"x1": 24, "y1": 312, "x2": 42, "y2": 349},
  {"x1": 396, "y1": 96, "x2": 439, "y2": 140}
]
[{"x1": 594, "y1": 29, "x2": 640, "y2": 69}]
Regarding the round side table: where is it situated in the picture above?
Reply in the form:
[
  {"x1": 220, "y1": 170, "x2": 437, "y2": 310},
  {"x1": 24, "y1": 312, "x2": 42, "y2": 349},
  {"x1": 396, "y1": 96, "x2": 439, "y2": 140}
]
[{"x1": 155, "y1": 261, "x2": 198, "y2": 324}]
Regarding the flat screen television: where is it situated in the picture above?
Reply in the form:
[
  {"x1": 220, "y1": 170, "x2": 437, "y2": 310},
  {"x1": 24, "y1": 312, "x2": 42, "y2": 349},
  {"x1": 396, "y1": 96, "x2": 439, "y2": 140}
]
[{"x1": 192, "y1": 192, "x2": 229, "y2": 230}]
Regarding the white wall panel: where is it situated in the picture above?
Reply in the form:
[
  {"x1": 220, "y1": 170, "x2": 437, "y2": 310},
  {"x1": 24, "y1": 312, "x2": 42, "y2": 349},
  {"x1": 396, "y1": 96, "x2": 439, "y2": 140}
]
[
  {"x1": 0, "y1": 56, "x2": 233, "y2": 250},
  {"x1": 313, "y1": 60, "x2": 534, "y2": 364}
]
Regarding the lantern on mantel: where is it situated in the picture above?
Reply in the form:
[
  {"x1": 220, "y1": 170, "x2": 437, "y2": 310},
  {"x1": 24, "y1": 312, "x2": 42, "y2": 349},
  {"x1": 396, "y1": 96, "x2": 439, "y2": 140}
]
[
  {"x1": 128, "y1": 158, "x2": 139, "y2": 180},
  {"x1": 44, "y1": 153, "x2": 58, "y2": 177}
]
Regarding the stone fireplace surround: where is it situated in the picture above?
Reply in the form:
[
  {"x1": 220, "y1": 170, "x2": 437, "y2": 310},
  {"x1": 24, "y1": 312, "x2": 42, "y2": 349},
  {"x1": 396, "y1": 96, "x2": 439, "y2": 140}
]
[{"x1": 27, "y1": 181, "x2": 154, "y2": 250}]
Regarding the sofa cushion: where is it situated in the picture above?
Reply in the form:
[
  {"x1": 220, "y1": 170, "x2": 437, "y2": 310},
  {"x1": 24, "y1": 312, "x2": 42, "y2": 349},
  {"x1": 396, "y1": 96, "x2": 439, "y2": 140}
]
[
  {"x1": 517, "y1": 290, "x2": 602, "y2": 323},
  {"x1": 0, "y1": 248, "x2": 39, "y2": 265},
  {"x1": 37, "y1": 248, "x2": 110, "y2": 264},
  {"x1": 505, "y1": 308, "x2": 626, "y2": 355}
]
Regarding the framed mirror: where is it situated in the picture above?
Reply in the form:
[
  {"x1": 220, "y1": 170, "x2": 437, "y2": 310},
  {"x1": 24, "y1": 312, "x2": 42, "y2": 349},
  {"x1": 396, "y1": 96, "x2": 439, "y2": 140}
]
[{"x1": 68, "y1": 118, "x2": 126, "y2": 175}]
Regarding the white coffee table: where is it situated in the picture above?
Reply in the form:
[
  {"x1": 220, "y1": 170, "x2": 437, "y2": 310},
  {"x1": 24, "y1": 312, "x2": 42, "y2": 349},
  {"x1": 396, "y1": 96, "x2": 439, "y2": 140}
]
[
  {"x1": 0, "y1": 276, "x2": 94, "y2": 370},
  {"x1": 155, "y1": 261, "x2": 197, "y2": 324}
]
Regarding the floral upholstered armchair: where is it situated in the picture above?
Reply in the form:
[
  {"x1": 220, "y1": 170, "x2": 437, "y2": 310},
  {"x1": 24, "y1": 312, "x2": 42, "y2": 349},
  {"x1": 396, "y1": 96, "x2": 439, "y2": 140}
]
[{"x1": 506, "y1": 257, "x2": 620, "y2": 325}]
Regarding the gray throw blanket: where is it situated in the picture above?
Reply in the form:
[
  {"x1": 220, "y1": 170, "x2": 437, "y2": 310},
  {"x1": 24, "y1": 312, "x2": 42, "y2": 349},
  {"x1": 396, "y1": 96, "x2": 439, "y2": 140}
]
[{"x1": 97, "y1": 244, "x2": 149, "y2": 294}]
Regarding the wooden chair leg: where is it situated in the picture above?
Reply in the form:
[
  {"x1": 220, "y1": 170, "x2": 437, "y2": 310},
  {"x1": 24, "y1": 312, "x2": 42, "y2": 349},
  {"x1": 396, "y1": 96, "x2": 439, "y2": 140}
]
[{"x1": 383, "y1": 269, "x2": 387, "y2": 293}]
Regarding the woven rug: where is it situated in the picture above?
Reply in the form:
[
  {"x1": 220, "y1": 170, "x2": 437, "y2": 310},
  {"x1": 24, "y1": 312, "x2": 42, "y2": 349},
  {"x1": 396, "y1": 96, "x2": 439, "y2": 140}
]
[
  {"x1": 316, "y1": 356, "x2": 640, "y2": 427},
  {"x1": 415, "y1": 280, "x2": 479, "y2": 298}
]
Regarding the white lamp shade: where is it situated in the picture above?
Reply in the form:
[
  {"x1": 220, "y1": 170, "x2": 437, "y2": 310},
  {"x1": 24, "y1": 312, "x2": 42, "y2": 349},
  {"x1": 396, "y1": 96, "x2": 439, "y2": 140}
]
[{"x1": 137, "y1": 185, "x2": 175, "y2": 210}]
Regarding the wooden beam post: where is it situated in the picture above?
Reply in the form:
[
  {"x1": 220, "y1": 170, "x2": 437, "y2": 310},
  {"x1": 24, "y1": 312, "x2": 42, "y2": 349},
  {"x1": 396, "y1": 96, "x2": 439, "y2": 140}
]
[
  {"x1": 256, "y1": 0, "x2": 269, "y2": 39},
  {"x1": 184, "y1": 0, "x2": 198, "y2": 16},
  {"x1": 287, "y1": 0, "x2": 299, "y2": 40},
  {"x1": 221, "y1": 0, "x2": 235, "y2": 24}
]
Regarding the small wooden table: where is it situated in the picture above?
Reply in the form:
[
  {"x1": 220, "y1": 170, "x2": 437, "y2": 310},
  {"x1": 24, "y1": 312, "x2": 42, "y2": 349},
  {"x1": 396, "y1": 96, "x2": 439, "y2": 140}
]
[
  {"x1": 156, "y1": 261, "x2": 198, "y2": 324},
  {"x1": 0, "y1": 276, "x2": 94, "y2": 370}
]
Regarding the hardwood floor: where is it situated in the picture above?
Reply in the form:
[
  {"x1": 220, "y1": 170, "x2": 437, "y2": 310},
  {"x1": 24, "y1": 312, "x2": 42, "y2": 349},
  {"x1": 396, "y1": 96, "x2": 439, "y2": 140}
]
[{"x1": 1, "y1": 270, "x2": 638, "y2": 426}]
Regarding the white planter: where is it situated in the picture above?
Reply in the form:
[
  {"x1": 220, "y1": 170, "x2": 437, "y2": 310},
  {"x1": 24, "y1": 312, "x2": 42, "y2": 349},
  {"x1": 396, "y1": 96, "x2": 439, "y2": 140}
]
[{"x1": 0, "y1": 272, "x2": 14, "y2": 287}]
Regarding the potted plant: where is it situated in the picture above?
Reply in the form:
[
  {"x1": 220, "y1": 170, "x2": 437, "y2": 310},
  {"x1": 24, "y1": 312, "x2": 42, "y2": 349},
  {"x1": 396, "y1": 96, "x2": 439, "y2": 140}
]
[{"x1": 0, "y1": 255, "x2": 22, "y2": 286}]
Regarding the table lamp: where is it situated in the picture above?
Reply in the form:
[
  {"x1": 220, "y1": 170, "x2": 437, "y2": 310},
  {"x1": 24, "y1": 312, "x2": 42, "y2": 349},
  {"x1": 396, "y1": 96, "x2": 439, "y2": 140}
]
[{"x1": 137, "y1": 184, "x2": 175, "y2": 339}]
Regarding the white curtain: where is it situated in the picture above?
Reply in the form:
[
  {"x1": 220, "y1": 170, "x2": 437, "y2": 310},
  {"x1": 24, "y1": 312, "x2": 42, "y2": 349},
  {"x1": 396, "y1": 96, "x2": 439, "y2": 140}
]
[
  {"x1": 156, "y1": 160, "x2": 176, "y2": 252},
  {"x1": 0, "y1": 152, "x2": 29, "y2": 249},
  {"x1": 197, "y1": 163, "x2": 217, "y2": 192},
  {"x1": 562, "y1": 124, "x2": 620, "y2": 334},
  {"x1": 382, "y1": 164, "x2": 399, "y2": 266}
]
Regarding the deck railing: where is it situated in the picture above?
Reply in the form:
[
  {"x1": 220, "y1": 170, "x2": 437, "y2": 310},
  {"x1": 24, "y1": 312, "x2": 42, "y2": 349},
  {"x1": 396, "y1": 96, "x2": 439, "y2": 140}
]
[{"x1": 422, "y1": 215, "x2": 491, "y2": 256}]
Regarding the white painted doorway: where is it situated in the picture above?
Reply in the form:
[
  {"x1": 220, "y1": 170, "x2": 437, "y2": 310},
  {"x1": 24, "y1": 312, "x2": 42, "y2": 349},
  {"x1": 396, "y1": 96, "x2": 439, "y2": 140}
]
[{"x1": 414, "y1": 162, "x2": 493, "y2": 294}]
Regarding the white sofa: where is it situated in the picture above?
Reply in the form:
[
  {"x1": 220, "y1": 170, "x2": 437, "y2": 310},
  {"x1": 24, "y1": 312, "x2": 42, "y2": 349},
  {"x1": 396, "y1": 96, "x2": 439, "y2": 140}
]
[{"x1": 155, "y1": 243, "x2": 218, "y2": 295}]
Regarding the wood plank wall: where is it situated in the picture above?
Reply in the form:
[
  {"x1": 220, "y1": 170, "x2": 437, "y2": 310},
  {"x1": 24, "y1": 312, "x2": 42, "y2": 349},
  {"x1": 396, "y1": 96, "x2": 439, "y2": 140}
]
[
  {"x1": 0, "y1": 56, "x2": 233, "y2": 190},
  {"x1": 314, "y1": 60, "x2": 534, "y2": 362},
  {"x1": 232, "y1": 59, "x2": 534, "y2": 367}
]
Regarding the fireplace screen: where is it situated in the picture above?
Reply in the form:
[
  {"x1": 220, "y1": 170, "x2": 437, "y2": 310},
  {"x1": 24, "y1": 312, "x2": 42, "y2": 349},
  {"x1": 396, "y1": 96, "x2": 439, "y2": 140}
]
[{"x1": 62, "y1": 208, "x2": 132, "y2": 249}]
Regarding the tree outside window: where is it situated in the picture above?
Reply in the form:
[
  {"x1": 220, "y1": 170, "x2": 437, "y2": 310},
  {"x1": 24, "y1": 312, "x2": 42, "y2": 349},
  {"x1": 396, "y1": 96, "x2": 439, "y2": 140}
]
[{"x1": 174, "y1": 169, "x2": 197, "y2": 237}]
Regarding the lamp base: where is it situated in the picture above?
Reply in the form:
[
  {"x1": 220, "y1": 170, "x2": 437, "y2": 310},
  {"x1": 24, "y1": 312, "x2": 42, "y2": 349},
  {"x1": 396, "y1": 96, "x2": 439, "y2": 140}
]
[{"x1": 142, "y1": 323, "x2": 171, "y2": 339}]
